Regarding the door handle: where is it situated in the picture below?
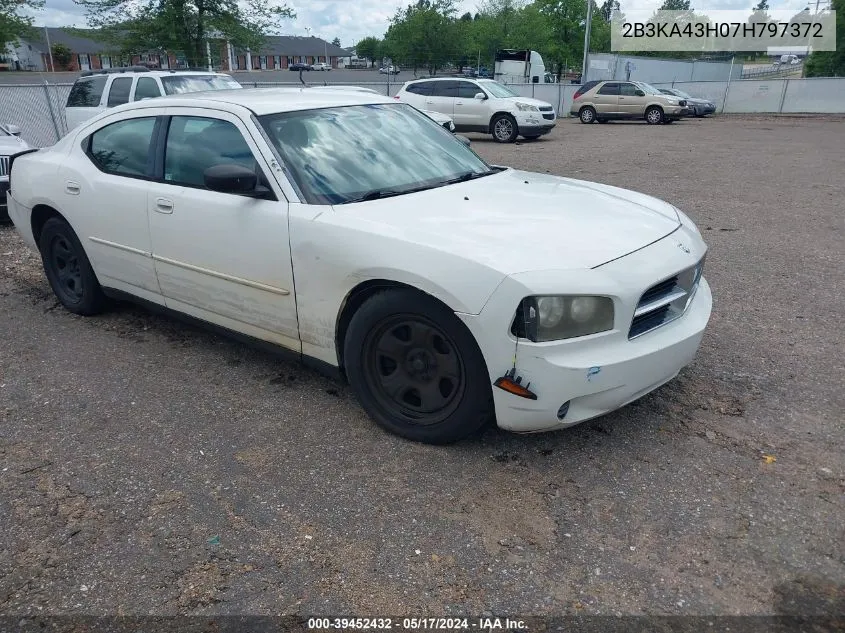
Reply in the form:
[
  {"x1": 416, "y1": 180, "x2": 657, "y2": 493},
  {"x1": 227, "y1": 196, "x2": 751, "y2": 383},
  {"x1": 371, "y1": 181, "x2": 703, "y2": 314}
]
[
  {"x1": 455, "y1": 101, "x2": 464, "y2": 106},
  {"x1": 65, "y1": 181, "x2": 80, "y2": 195},
  {"x1": 154, "y1": 197, "x2": 174, "y2": 214},
  {"x1": 425, "y1": 100, "x2": 434, "y2": 104}
]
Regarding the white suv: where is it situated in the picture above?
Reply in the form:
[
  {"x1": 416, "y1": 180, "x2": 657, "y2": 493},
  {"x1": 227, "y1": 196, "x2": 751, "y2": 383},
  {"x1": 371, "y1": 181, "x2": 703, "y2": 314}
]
[
  {"x1": 395, "y1": 77, "x2": 556, "y2": 143},
  {"x1": 64, "y1": 67, "x2": 242, "y2": 132}
]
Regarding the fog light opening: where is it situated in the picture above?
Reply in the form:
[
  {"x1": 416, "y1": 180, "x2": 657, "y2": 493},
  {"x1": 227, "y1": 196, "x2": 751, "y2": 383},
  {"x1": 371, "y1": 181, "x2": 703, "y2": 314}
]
[{"x1": 557, "y1": 401, "x2": 570, "y2": 420}]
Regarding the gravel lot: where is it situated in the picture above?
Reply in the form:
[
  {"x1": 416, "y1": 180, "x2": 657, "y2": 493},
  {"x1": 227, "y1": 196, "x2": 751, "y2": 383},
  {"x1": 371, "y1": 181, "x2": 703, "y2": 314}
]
[{"x1": 1, "y1": 116, "x2": 843, "y2": 620}]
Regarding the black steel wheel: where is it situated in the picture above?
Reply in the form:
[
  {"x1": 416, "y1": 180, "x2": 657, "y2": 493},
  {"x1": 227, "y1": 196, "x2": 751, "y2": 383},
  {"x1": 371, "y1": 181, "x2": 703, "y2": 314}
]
[
  {"x1": 363, "y1": 316, "x2": 465, "y2": 424},
  {"x1": 39, "y1": 217, "x2": 106, "y2": 315},
  {"x1": 344, "y1": 288, "x2": 494, "y2": 444}
]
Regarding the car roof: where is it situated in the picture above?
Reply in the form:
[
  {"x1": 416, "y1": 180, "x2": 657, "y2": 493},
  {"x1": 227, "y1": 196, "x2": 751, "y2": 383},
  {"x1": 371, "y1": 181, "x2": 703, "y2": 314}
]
[
  {"x1": 404, "y1": 77, "x2": 479, "y2": 83},
  {"x1": 108, "y1": 86, "x2": 395, "y2": 115},
  {"x1": 77, "y1": 69, "x2": 228, "y2": 80}
]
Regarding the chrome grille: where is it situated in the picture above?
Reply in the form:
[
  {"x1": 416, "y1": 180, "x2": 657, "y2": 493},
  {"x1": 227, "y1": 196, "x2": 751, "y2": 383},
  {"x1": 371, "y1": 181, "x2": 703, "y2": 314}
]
[
  {"x1": 0, "y1": 155, "x2": 9, "y2": 178},
  {"x1": 629, "y1": 258, "x2": 705, "y2": 339}
]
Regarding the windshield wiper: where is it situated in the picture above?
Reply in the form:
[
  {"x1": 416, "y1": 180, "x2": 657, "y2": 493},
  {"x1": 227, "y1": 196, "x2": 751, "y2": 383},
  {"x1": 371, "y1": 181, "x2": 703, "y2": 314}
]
[
  {"x1": 341, "y1": 187, "x2": 420, "y2": 204},
  {"x1": 440, "y1": 171, "x2": 494, "y2": 186},
  {"x1": 341, "y1": 170, "x2": 497, "y2": 204}
]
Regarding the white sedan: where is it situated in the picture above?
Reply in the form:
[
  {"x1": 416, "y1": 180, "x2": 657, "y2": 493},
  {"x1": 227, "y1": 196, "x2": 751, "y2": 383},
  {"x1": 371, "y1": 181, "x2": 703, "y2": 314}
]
[{"x1": 6, "y1": 88, "x2": 712, "y2": 444}]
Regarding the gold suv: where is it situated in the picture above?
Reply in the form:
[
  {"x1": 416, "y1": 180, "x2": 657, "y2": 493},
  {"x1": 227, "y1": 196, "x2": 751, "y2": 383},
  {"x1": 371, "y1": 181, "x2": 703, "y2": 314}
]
[{"x1": 570, "y1": 80, "x2": 688, "y2": 124}]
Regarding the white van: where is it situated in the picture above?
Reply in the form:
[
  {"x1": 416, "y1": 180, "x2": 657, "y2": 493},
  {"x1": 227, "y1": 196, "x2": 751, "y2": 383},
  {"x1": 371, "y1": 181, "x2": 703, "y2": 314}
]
[{"x1": 64, "y1": 67, "x2": 242, "y2": 133}]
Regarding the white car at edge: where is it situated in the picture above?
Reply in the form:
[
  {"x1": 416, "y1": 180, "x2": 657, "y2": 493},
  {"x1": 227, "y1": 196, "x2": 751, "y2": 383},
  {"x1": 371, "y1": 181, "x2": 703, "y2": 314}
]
[
  {"x1": 5, "y1": 88, "x2": 712, "y2": 444},
  {"x1": 1, "y1": 123, "x2": 32, "y2": 222},
  {"x1": 395, "y1": 77, "x2": 557, "y2": 143}
]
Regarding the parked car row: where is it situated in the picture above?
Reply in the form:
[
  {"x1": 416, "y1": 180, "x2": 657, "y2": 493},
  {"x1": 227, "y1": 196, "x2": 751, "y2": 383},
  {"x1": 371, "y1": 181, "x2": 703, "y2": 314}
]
[
  {"x1": 289, "y1": 62, "x2": 332, "y2": 71},
  {"x1": 570, "y1": 80, "x2": 716, "y2": 124}
]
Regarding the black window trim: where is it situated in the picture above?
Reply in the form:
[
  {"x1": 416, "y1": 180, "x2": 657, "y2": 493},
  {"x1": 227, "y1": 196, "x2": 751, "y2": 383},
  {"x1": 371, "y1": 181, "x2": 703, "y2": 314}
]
[
  {"x1": 152, "y1": 113, "x2": 278, "y2": 201},
  {"x1": 82, "y1": 114, "x2": 161, "y2": 181}
]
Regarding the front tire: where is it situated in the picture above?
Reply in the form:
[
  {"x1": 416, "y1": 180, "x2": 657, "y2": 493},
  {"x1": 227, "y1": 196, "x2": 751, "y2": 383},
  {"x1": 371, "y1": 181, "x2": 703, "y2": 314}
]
[
  {"x1": 491, "y1": 114, "x2": 518, "y2": 143},
  {"x1": 38, "y1": 217, "x2": 106, "y2": 315},
  {"x1": 645, "y1": 106, "x2": 664, "y2": 125},
  {"x1": 579, "y1": 106, "x2": 596, "y2": 124},
  {"x1": 343, "y1": 289, "x2": 494, "y2": 444}
]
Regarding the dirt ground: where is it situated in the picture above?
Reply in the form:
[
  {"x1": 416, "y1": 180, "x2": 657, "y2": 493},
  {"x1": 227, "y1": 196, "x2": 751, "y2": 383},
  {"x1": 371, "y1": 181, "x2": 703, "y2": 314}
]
[{"x1": 1, "y1": 115, "x2": 843, "y2": 620}]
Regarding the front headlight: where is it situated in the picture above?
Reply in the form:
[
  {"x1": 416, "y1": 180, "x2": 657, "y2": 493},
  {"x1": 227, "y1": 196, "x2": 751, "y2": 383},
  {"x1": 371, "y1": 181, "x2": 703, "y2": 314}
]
[
  {"x1": 515, "y1": 102, "x2": 539, "y2": 112},
  {"x1": 513, "y1": 296, "x2": 615, "y2": 342}
]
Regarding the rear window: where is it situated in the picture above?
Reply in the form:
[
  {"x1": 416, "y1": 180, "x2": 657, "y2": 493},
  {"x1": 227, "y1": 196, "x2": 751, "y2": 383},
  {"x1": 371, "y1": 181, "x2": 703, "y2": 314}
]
[
  {"x1": 67, "y1": 76, "x2": 107, "y2": 107},
  {"x1": 406, "y1": 82, "x2": 433, "y2": 96},
  {"x1": 160, "y1": 75, "x2": 242, "y2": 95}
]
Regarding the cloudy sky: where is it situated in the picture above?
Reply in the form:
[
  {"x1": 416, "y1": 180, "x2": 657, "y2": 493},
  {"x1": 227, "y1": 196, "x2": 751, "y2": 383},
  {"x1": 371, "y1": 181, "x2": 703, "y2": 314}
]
[{"x1": 34, "y1": 0, "x2": 813, "y2": 47}]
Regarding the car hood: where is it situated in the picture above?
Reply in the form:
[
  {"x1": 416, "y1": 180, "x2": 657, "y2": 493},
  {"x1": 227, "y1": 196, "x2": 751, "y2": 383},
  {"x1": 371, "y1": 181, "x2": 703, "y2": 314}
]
[
  {"x1": 333, "y1": 169, "x2": 681, "y2": 274},
  {"x1": 504, "y1": 96, "x2": 553, "y2": 109},
  {"x1": 0, "y1": 136, "x2": 30, "y2": 153},
  {"x1": 687, "y1": 97, "x2": 713, "y2": 105}
]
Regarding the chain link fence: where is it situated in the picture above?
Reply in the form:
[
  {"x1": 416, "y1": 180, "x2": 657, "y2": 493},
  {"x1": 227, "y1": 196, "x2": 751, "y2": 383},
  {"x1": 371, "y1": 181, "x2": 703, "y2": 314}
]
[{"x1": 2, "y1": 77, "x2": 845, "y2": 149}]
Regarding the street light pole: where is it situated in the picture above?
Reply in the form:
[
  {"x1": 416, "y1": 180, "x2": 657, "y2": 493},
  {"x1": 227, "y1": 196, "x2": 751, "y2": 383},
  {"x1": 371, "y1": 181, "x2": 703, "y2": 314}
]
[
  {"x1": 45, "y1": 26, "x2": 55, "y2": 71},
  {"x1": 581, "y1": 0, "x2": 593, "y2": 82}
]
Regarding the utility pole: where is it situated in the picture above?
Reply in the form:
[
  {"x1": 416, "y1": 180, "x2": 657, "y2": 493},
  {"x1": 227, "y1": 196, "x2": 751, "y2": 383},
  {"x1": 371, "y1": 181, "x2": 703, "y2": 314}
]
[
  {"x1": 581, "y1": 0, "x2": 593, "y2": 82},
  {"x1": 45, "y1": 26, "x2": 55, "y2": 72}
]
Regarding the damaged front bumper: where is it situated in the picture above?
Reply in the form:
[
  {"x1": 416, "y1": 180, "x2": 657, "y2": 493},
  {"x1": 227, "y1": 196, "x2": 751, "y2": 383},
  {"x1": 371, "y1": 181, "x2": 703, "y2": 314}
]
[{"x1": 457, "y1": 229, "x2": 712, "y2": 434}]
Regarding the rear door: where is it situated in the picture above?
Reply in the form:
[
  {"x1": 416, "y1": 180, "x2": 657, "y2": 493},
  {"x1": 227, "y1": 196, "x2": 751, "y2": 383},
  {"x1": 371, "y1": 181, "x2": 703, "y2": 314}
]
[
  {"x1": 618, "y1": 82, "x2": 648, "y2": 116},
  {"x1": 57, "y1": 113, "x2": 162, "y2": 300},
  {"x1": 131, "y1": 76, "x2": 163, "y2": 102},
  {"x1": 452, "y1": 80, "x2": 488, "y2": 128},
  {"x1": 594, "y1": 82, "x2": 620, "y2": 115},
  {"x1": 424, "y1": 81, "x2": 458, "y2": 117},
  {"x1": 400, "y1": 81, "x2": 432, "y2": 109}
]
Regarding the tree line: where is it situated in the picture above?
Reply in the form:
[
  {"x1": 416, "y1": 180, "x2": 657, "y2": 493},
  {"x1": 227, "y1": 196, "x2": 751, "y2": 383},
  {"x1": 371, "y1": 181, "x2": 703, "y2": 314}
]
[{"x1": 353, "y1": 0, "x2": 843, "y2": 78}]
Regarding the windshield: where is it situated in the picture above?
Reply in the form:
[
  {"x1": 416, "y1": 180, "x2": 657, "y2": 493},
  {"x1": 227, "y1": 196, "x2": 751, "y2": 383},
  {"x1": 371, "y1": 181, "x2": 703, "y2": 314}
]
[
  {"x1": 258, "y1": 103, "x2": 494, "y2": 205},
  {"x1": 634, "y1": 81, "x2": 663, "y2": 95},
  {"x1": 480, "y1": 81, "x2": 519, "y2": 98},
  {"x1": 670, "y1": 88, "x2": 692, "y2": 99},
  {"x1": 161, "y1": 75, "x2": 242, "y2": 95}
]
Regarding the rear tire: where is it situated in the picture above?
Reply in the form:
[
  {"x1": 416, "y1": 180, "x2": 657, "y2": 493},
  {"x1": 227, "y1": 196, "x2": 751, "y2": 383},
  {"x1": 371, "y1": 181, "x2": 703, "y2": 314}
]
[
  {"x1": 38, "y1": 217, "x2": 106, "y2": 316},
  {"x1": 491, "y1": 114, "x2": 518, "y2": 143},
  {"x1": 645, "y1": 106, "x2": 664, "y2": 125},
  {"x1": 579, "y1": 106, "x2": 596, "y2": 124},
  {"x1": 343, "y1": 288, "x2": 494, "y2": 444}
]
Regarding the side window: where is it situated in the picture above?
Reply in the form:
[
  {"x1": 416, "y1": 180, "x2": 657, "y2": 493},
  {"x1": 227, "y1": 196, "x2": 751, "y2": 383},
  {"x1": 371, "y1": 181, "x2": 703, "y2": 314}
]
[
  {"x1": 133, "y1": 77, "x2": 162, "y2": 101},
  {"x1": 407, "y1": 82, "x2": 432, "y2": 96},
  {"x1": 598, "y1": 82, "x2": 620, "y2": 96},
  {"x1": 619, "y1": 83, "x2": 640, "y2": 96},
  {"x1": 456, "y1": 81, "x2": 481, "y2": 98},
  {"x1": 66, "y1": 76, "x2": 107, "y2": 107},
  {"x1": 107, "y1": 77, "x2": 133, "y2": 107},
  {"x1": 431, "y1": 81, "x2": 460, "y2": 97},
  {"x1": 88, "y1": 117, "x2": 156, "y2": 177},
  {"x1": 164, "y1": 116, "x2": 257, "y2": 189}
]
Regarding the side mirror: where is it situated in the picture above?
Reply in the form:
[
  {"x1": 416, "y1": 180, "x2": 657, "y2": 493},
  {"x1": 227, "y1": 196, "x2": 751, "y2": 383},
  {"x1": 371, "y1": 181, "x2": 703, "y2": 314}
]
[
  {"x1": 635, "y1": 90, "x2": 645, "y2": 96},
  {"x1": 474, "y1": 92, "x2": 486, "y2": 100},
  {"x1": 203, "y1": 164, "x2": 266, "y2": 197},
  {"x1": 456, "y1": 135, "x2": 471, "y2": 147}
]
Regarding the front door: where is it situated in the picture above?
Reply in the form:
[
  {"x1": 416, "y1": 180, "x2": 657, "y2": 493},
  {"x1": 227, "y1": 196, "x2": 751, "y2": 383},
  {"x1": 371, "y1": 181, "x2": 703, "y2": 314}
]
[
  {"x1": 594, "y1": 82, "x2": 620, "y2": 115},
  {"x1": 452, "y1": 80, "x2": 489, "y2": 128},
  {"x1": 147, "y1": 109, "x2": 299, "y2": 350},
  {"x1": 618, "y1": 82, "x2": 648, "y2": 116}
]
